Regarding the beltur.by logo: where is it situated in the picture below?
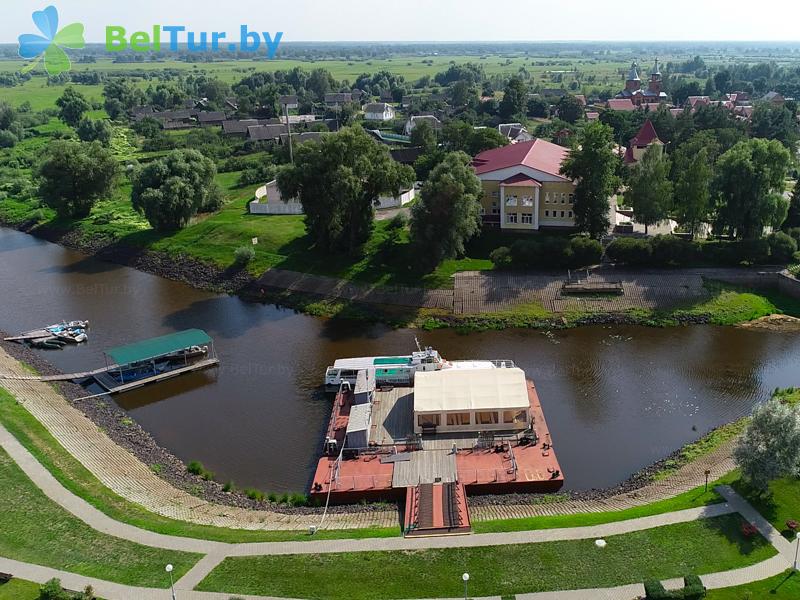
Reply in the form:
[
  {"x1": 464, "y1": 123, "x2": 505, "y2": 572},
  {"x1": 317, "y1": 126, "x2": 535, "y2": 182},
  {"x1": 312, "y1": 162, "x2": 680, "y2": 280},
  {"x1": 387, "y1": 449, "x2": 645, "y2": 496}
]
[
  {"x1": 105, "y1": 25, "x2": 283, "y2": 58},
  {"x1": 18, "y1": 5, "x2": 85, "y2": 75}
]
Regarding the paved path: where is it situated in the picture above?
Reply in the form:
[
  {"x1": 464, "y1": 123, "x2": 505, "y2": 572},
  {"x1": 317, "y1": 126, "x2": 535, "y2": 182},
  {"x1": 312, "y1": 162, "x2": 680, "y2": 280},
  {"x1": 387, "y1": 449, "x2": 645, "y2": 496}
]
[
  {"x1": 0, "y1": 345, "x2": 398, "y2": 532},
  {"x1": 0, "y1": 414, "x2": 795, "y2": 599}
]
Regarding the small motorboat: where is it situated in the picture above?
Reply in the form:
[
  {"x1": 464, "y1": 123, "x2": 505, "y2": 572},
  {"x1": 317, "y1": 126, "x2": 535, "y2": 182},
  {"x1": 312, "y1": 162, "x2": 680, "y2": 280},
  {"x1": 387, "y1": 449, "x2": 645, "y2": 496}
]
[
  {"x1": 4, "y1": 319, "x2": 90, "y2": 347},
  {"x1": 165, "y1": 345, "x2": 208, "y2": 362}
]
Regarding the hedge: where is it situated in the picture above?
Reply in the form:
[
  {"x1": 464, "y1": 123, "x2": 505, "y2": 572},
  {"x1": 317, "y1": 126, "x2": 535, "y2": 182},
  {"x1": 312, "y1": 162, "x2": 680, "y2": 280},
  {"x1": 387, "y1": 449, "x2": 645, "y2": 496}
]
[
  {"x1": 607, "y1": 234, "x2": 793, "y2": 268},
  {"x1": 490, "y1": 236, "x2": 602, "y2": 270}
]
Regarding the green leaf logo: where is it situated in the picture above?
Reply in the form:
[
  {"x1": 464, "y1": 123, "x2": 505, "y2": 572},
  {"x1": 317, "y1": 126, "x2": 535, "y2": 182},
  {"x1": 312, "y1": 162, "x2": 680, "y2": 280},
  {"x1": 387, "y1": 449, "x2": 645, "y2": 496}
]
[{"x1": 18, "y1": 6, "x2": 85, "y2": 75}]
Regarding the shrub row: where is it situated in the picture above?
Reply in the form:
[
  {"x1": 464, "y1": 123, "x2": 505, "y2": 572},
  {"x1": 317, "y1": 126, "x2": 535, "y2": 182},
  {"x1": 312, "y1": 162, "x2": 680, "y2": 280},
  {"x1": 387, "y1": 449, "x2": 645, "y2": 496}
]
[
  {"x1": 644, "y1": 574, "x2": 705, "y2": 599},
  {"x1": 490, "y1": 236, "x2": 603, "y2": 270},
  {"x1": 607, "y1": 233, "x2": 799, "y2": 267}
]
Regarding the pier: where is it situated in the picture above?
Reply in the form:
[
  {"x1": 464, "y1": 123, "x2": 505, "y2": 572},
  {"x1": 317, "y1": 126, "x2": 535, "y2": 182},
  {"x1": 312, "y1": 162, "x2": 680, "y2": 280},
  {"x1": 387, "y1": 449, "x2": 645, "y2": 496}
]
[{"x1": 0, "y1": 329, "x2": 219, "y2": 394}]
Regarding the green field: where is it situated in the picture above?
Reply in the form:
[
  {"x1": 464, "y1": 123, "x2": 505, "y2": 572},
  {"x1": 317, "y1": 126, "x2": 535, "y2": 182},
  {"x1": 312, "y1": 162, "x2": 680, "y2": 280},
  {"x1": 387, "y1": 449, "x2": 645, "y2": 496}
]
[
  {"x1": 197, "y1": 514, "x2": 776, "y2": 599},
  {"x1": 0, "y1": 445, "x2": 200, "y2": 586}
]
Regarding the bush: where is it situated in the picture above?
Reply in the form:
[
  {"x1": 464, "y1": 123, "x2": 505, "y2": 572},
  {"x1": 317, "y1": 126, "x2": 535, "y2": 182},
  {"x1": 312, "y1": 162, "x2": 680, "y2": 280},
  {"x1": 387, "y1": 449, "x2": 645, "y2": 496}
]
[
  {"x1": 767, "y1": 231, "x2": 798, "y2": 263},
  {"x1": 568, "y1": 236, "x2": 602, "y2": 268},
  {"x1": 187, "y1": 460, "x2": 214, "y2": 481},
  {"x1": 233, "y1": 245, "x2": 255, "y2": 267},
  {"x1": 245, "y1": 488, "x2": 265, "y2": 502},
  {"x1": 0, "y1": 129, "x2": 18, "y2": 148},
  {"x1": 785, "y1": 227, "x2": 800, "y2": 244},
  {"x1": 682, "y1": 574, "x2": 706, "y2": 600},
  {"x1": 735, "y1": 238, "x2": 770, "y2": 264},
  {"x1": 643, "y1": 579, "x2": 672, "y2": 600},
  {"x1": 606, "y1": 237, "x2": 653, "y2": 265},
  {"x1": 793, "y1": 251, "x2": 800, "y2": 264},
  {"x1": 650, "y1": 235, "x2": 700, "y2": 266},
  {"x1": 386, "y1": 212, "x2": 408, "y2": 230},
  {"x1": 489, "y1": 245, "x2": 512, "y2": 269}
]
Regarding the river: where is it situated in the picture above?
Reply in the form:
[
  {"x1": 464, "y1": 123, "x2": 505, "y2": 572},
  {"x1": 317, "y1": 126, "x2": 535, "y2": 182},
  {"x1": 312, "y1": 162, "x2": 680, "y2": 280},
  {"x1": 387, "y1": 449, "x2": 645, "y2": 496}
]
[{"x1": 2, "y1": 227, "x2": 799, "y2": 493}]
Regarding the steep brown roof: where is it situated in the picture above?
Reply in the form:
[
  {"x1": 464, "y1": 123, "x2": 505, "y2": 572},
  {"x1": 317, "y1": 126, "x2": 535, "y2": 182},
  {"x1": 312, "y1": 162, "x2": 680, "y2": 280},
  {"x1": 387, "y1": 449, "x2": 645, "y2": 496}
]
[
  {"x1": 630, "y1": 120, "x2": 661, "y2": 147},
  {"x1": 472, "y1": 139, "x2": 568, "y2": 179}
]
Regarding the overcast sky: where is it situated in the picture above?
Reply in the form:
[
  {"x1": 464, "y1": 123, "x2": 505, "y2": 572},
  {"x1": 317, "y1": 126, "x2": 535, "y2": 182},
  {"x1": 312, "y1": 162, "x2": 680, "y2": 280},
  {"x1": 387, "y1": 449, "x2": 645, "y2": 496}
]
[{"x1": 4, "y1": 0, "x2": 800, "y2": 43}]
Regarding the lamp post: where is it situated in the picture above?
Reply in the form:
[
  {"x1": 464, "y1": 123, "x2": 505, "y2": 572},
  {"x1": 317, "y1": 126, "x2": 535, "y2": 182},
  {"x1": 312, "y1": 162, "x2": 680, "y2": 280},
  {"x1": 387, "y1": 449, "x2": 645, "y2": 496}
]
[
  {"x1": 787, "y1": 520, "x2": 799, "y2": 571},
  {"x1": 704, "y1": 469, "x2": 711, "y2": 493},
  {"x1": 165, "y1": 564, "x2": 176, "y2": 600},
  {"x1": 462, "y1": 572, "x2": 470, "y2": 600}
]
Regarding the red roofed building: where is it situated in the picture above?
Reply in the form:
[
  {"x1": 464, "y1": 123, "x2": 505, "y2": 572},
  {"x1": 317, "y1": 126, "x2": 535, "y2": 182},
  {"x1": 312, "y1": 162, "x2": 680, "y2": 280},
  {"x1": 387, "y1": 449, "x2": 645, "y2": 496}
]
[
  {"x1": 624, "y1": 120, "x2": 664, "y2": 165},
  {"x1": 472, "y1": 139, "x2": 577, "y2": 230},
  {"x1": 606, "y1": 98, "x2": 636, "y2": 112}
]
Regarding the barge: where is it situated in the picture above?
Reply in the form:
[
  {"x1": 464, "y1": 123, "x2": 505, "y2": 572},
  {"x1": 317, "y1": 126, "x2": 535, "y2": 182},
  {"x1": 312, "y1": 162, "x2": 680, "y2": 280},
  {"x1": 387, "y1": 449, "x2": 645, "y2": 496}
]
[{"x1": 312, "y1": 354, "x2": 563, "y2": 536}]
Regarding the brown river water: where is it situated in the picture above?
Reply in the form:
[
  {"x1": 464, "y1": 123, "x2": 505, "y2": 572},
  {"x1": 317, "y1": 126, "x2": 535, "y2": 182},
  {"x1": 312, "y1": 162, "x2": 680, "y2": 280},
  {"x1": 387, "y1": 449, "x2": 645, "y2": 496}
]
[{"x1": 2, "y1": 227, "x2": 799, "y2": 493}]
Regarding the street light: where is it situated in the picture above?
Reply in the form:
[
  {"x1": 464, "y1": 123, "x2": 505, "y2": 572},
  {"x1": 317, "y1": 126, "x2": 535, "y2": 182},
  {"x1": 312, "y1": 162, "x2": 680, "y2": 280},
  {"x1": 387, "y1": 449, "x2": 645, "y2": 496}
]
[
  {"x1": 462, "y1": 572, "x2": 470, "y2": 600},
  {"x1": 787, "y1": 520, "x2": 799, "y2": 571},
  {"x1": 165, "y1": 564, "x2": 176, "y2": 600},
  {"x1": 704, "y1": 469, "x2": 711, "y2": 492}
]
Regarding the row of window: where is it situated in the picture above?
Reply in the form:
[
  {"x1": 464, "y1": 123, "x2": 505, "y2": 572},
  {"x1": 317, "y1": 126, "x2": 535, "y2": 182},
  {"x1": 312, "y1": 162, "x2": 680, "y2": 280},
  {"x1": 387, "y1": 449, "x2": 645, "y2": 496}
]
[
  {"x1": 544, "y1": 210, "x2": 573, "y2": 219},
  {"x1": 506, "y1": 213, "x2": 534, "y2": 224},
  {"x1": 417, "y1": 410, "x2": 528, "y2": 427},
  {"x1": 544, "y1": 192, "x2": 574, "y2": 204}
]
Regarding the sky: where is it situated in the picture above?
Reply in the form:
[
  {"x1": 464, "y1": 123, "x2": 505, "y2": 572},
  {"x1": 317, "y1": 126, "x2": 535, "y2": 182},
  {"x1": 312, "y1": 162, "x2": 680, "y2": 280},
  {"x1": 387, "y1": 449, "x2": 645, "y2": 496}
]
[{"x1": 3, "y1": 0, "x2": 800, "y2": 43}]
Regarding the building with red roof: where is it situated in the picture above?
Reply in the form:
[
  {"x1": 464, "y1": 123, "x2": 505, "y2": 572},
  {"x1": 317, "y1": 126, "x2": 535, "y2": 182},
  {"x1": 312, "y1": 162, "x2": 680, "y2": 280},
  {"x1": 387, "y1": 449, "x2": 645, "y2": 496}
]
[
  {"x1": 624, "y1": 120, "x2": 664, "y2": 165},
  {"x1": 472, "y1": 139, "x2": 577, "y2": 230},
  {"x1": 615, "y1": 60, "x2": 669, "y2": 107}
]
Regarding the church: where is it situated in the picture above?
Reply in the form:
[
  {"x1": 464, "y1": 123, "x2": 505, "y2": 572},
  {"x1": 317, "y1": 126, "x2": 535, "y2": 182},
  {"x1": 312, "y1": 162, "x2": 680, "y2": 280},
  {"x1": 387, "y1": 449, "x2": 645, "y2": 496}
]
[{"x1": 615, "y1": 60, "x2": 669, "y2": 106}]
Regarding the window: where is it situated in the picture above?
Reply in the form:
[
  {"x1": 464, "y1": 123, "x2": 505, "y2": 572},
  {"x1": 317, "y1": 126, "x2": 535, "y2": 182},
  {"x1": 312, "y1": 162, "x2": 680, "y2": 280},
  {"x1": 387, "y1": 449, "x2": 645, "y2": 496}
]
[
  {"x1": 491, "y1": 191, "x2": 500, "y2": 198},
  {"x1": 503, "y1": 410, "x2": 528, "y2": 424},
  {"x1": 568, "y1": 193, "x2": 574, "y2": 204},
  {"x1": 505, "y1": 195, "x2": 517, "y2": 207},
  {"x1": 476, "y1": 411, "x2": 499, "y2": 425},
  {"x1": 446, "y1": 412, "x2": 471, "y2": 426},
  {"x1": 560, "y1": 211, "x2": 565, "y2": 218},
  {"x1": 568, "y1": 211, "x2": 573, "y2": 218},
  {"x1": 479, "y1": 207, "x2": 485, "y2": 215},
  {"x1": 417, "y1": 414, "x2": 440, "y2": 427},
  {"x1": 506, "y1": 213, "x2": 518, "y2": 224},
  {"x1": 544, "y1": 192, "x2": 550, "y2": 203},
  {"x1": 492, "y1": 207, "x2": 500, "y2": 215},
  {"x1": 522, "y1": 196, "x2": 534, "y2": 207},
  {"x1": 521, "y1": 213, "x2": 533, "y2": 224},
  {"x1": 561, "y1": 193, "x2": 566, "y2": 204},
  {"x1": 544, "y1": 210, "x2": 550, "y2": 217}
]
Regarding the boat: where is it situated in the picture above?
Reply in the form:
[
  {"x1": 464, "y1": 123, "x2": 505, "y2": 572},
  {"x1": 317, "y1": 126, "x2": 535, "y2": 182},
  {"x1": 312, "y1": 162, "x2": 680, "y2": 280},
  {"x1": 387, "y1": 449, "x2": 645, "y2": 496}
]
[
  {"x1": 4, "y1": 320, "x2": 90, "y2": 346},
  {"x1": 323, "y1": 339, "x2": 515, "y2": 391}
]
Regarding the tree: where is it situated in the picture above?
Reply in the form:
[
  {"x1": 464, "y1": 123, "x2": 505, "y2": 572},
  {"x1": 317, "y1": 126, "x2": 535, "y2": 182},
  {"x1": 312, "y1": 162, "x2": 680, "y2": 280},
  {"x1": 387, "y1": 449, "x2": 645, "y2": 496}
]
[
  {"x1": 56, "y1": 86, "x2": 90, "y2": 127},
  {"x1": 0, "y1": 100, "x2": 15, "y2": 130},
  {"x1": 410, "y1": 152, "x2": 482, "y2": 268},
  {"x1": 76, "y1": 118, "x2": 112, "y2": 145},
  {"x1": 555, "y1": 94, "x2": 584, "y2": 124},
  {"x1": 37, "y1": 141, "x2": 117, "y2": 218},
  {"x1": 673, "y1": 147, "x2": 712, "y2": 238},
  {"x1": 442, "y1": 121, "x2": 508, "y2": 156},
  {"x1": 784, "y1": 184, "x2": 800, "y2": 230},
  {"x1": 627, "y1": 146, "x2": 672, "y2": 235},
  {"x1": 670, "y1": 81, "x2": 703, "y2": 107},
  {"x1": 714, "y1": 138, "x2": 791, "y2": 238},
  {"x1": 131, "y1": 149, "x2": 222, "y2": 231},
  {"x1": 277, "y1": 127, "x2": 414, "y2": 253},
  {"x1": 527, "y1": 96, "x2": 549, "y2": 118},
  {"x1": 499, "y1": 76, "x2": 527, "y2": 119},
  {"x1": 560, "y1": 122, "x2": 620, "y2": 239},
  {"x1": 734, "y1": 399, "x2": 800, "y2": 491},
  {"x1": 750, "y1": 103, "x2": 799, "y2": 149},
  {"x1": 409, "y1": 120, "x2": 437, "y2": 153}
]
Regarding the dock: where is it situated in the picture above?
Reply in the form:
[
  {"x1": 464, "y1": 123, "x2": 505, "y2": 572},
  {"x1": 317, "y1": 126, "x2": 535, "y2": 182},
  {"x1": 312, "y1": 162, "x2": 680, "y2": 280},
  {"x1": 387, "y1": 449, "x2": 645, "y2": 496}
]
[
  {"x1": 311, "y1": 369, "x2": 564, "y2": 534},
  {"x1": 0, "y1": 329, "x2": 219, "y2": 394}
]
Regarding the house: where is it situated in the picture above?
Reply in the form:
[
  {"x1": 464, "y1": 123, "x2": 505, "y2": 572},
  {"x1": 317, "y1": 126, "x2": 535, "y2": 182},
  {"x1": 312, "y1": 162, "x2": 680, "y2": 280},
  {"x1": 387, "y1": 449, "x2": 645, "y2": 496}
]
[
  {"x1": 390, "y1": 147, "x2": 425, "y2": 165},
  {"x1": 686, "y1": 96, "x2": 711, "y2": 110},
  {"x1": 324, "y1": 92, "x2": 352, "y2": 107},
  {"x1": 404, "y1": 114, "x2": 442, "y2": 135},
  {"x1": 222, "y1": 119, "x2": 264, "y2": 136},
  {"x1": 540, "y1": 88, "x2": 566, "y2": 98},
  {"x1": 197, "y1": 111, "x2": 226, "y2": 127},
  {"x1": 249, "y1": 179, "x2": 415, "y2": 214},
  {"x1": 379, "y1": 90, "x2": 394, "y2": 103},
  {"x1": 246, "y1": 124, "x2": 288, "y2": 141},
  {"x1": 350, "y1": 89, "x2": 366, "y2": 103},
  {"x1": 364, "y1": 102, "x2": 396, "y2": 121},
  {"x1": 278, "y1": 95, "x2": 299, "y2": 109},
  {"x1": 413, "y1": 368, "x2": 531, "y2": 434},
  {"x1": 498, "y1": 123, "x2": 534, "y2": 143},
  {"x1": 606, "y1": 98, "x2": 636, "y2": 112},
  {"x1": 278, "y1": 131, "x2": 326, "y2": 145},
  {"x1": 624, "y1": 120, "x2": 663, "y2": 165},
  {"x1": 472, "y1": 138, "x2": 577, "y2": 230},
  {"x1": 586, "y1": 111, "x2": 600, "y2": 121},
  {"x1": 762, "y1": 91, "x2": 786, "y2": 105},
  {"x1": 615, "y1": 60, "x2": 668, "y2": 106},
  {"x1": 249, "y1": 180, "x2": 303, "y2": 215},
  {"x1": 574, "y1": 95, "x2": 587, "y2": 106}
]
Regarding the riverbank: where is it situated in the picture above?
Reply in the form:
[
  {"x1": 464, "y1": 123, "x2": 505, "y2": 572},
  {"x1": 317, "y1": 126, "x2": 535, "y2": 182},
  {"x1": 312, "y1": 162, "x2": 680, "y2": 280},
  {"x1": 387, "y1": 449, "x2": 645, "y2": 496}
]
[{"x1": 3, "y1": 217, "x2": 799, "y2": 332}]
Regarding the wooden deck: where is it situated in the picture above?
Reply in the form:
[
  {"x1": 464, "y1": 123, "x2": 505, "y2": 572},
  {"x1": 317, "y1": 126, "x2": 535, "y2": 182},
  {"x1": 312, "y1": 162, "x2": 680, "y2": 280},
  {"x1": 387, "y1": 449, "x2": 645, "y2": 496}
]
[
  {"x1": 369, "y1": 387, "x2": 414, "y2": 446},
  {"x1": 392, "y1": 449, "x2": 457, "y2": 487}
]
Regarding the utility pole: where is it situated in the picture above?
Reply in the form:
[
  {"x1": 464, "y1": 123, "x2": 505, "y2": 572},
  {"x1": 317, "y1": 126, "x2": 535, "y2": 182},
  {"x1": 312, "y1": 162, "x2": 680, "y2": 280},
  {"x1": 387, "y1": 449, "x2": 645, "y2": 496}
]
[{"x1": 283, "y1": 100, "x2": 294, "y2": 165}]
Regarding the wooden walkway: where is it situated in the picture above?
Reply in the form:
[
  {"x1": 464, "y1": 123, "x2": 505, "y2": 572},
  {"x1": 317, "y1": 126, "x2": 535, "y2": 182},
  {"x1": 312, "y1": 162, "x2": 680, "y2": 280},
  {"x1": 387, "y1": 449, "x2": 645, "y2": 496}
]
[
  {"x1": 369, "y1": 388, "x2": 414, "y2": 445},
  {"x1": 0, "y1": 365, "x2": 117, "y2": 382},
  {"x1": 392, "y1": 449, "x2": 458, "y2": 487}
]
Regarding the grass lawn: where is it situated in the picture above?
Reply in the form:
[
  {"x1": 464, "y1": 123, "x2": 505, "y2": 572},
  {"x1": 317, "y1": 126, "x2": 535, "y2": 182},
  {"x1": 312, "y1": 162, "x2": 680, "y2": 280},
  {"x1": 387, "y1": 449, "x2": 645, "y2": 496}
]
[
  {"x1": 706, "y1": 569, "x2": 800, "y2": 599},
  {"x1": 0, "y1": 387, "x2": 398, "y2": 543},
  {"x1": 732, "y1": 476, "x2": 800, "y2": 540},
  {"x1": 0, "y1": 445, "x2": 200, "y2": 587},
  {"x1": 0, "y1": 579, "x2": 40, "y2": 600},
  {"x1": 473, "y1": 472, "x2": 736, "y2": 533},
  {"x1": 197, "y1": 514, "x2": 776, "y2": 599}
]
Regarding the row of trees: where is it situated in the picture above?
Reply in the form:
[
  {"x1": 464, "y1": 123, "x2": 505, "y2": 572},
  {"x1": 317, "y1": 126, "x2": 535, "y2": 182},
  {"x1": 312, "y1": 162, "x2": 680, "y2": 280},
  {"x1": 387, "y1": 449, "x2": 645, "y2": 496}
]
[{"x1": 558, "y1": 120, "x2": 797, "y2": 242}]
